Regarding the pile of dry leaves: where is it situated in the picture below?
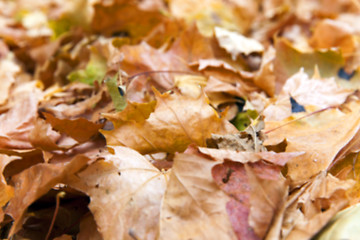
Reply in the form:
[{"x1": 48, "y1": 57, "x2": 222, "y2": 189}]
[{"x1": 1, "y1": 0, "x2": 360, "y2": 239}]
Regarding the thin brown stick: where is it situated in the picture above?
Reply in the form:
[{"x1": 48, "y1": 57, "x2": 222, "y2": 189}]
[
  {"x1": 128, "y1": 70, "x2": 200, "y2": 80},
  {"x1": 264, "y1": 106, "x2": 335, "y2": 134},
  {"x1": 45, "y1": 191, "x2": 66, "y2": 240}
]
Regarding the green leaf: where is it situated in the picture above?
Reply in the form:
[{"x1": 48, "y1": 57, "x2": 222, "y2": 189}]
[
  {"x1": 67, "y1": 50, "x2": 107, "y2": 85},
  {"x1": 231, "y1": 109, "x2": 258, "y2": 131},
  {"x1": 105, "y1": 74, "x2": 127, "y2": 112}
]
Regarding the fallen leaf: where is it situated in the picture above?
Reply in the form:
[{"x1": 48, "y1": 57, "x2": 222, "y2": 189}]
[
  {"x1": 67, "y1": 146, "x2": 167, "y2": 240},
  {"x1": 281, "y1": 68, "x2": 353, "y2": 108},
  {"x1": 159, "y1": 149, "x2": 237, "y2": 240},
  {"x1": 77, "y1": 213, "x2": 103, "y2": 240},
  {"x1": 215, "y1": 27, "x2": 264, "y2": 60},
  {"x1": 101, "y1": 90, "x2": 236, "y2": 154},
  {"x1": 43, "y1": 112, "x2": 103, "y2": 143},
  {"x1": 280, "y1": 172, "x2": 355, "y2": 240},
  {"x1": 5, "y1": 154, "x2": 90, "y2": 236},
  {"x1": 265, "y1": 100, "x2": 360, "y2": 186}
]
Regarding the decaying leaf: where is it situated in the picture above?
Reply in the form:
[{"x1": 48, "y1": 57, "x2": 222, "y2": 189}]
[{"x1": 207, "y1": 118, "x2": 266, "y2": 152}]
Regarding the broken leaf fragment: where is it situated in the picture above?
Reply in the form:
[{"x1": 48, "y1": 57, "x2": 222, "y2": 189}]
[{"x1": 105, "y1": 74, "x2": 127, "y2": 112}]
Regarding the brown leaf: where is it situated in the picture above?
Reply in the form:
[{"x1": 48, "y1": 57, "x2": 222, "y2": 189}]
[
  {"x1": 91, "y1": 0, "x2": 166, "y2": 40},
  {"x1": 199, "y1": 147, "x2": 303, "y2": 166},
  {"x1": 29, "y1": 118, "x2": 62, "y2": 151},
  {"x1": 77, "y1": 214, "x2": 103, "y2": 240},
  {"x1": 5, "y1": 154, "x2": 90, "y2": 236},
  {"x1": 0, "y1": 91, "x2": 39, "y2": 149},
  {"x1": 281, "y1": 68, "x2": 353, "y2": 108},
  {"x1": 265, "y1": 101, "x2": 360, "y2": 186},
  {"x1": 245, "y1": 164, "x2": 288, "y2": 239},
  {"x1": 0, "y1": 57, "x2": 19, "y2": 106},
  {"x1": 67, "y1": 146, "x2": 167, "y2": 240},
  {"x1": 43, "y1": 112, "x2": 103, "y2": 143},
  {"x1": 280, "y1": 172, "x2": 355, "y2": 240},
  {"x1": 159, "y1": 148, "x2": 237, "y2": 240},
  {"x1": 0, "y1": 154, "x2": 18, "y2": 208},
  {"x1": 101, "y1": 90, "x2": 236, "y2": 154}
]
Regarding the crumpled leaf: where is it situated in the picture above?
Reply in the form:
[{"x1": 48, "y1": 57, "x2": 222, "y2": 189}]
[
  {"x1": 207, "y1": 118, "x2": 266, "y2": 152},
  {"x1": 101, "y1": 90, "x2": 236, "y2": 154},
  {"x1": 0, "y1": 90, "x2": 39, "y2": 149},
  {"x1": 281, "y1": 68, "x2": 353, "y2": 108},
  {"x1": 0, "y1": 56, "x2": 20, "y2": 106},
  {"x1": 67, "y1": 146, "x2": 167, "y2": 240},
  {"x1": 0, "y1": 154, "x2": 18, "y2": 210},
  {"x1": 198, "y1": 147, "x2": 304, "y2": 166},
  {"x1": 215, "y1": 27, "x2": 264, "y2": 60},
  {"x1": 5, "y1": 154, "x2": 90, "y2": 236},
  {"x1": 280, "y1": 172, "x2": 355, "y2": 240}
]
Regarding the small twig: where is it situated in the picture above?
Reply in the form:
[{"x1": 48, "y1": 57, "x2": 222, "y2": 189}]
[
  {"x1": 45, "y1": 191, "x2": 66, "y2": 240},
  {"x1": 128, "y1": 70, "x2": 200, "y2": 80},
  {"x1": 264, "y1": 106, "x2": 336, "y2": 134}
]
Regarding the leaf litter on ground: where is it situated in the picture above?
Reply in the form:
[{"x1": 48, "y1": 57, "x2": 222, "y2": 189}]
[{"x1": 1, "y1": 0, "x2": 360, "y2": 239}]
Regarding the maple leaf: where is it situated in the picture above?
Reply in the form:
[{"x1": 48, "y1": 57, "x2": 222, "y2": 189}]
[
  {"x1": 265, "y1": 100, "x2": 360, "y2": 186},
  {"x1": 101, "y1": 90, "x2": 236, "y2": 154}
]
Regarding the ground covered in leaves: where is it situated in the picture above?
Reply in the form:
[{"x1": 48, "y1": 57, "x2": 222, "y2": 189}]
[{"x1": 1, "y1": 0, "x2": 360, "y2": 239}]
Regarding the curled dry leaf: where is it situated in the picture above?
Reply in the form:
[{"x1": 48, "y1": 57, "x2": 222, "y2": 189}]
[
  {"x1": 101, "y1": 90, "x2": 236, "y2": 154},
  {"x1": 0, "y1": 155, "x2": 18, "y2": 212},
  {"x1": 43, "y1": 112, "x2": 103, "y2": 143},
  {"x1": 28, "y1": 118, "x2": 62, "y2": 151},
  {"x1": 5, "y1": 154, "x2": 90, "y2": 236},
  {"x1": 281, "y1": 172, "x2": 355, "y2": 240},
  {"x1": 281, "y1": 68, "x2": 353, "y2": 108},
  {"x1": 67, "y1": 146, "x2": 167, "y2": 240},
  {"x1": 215, "y1": 27, "x2": 264, "y2": 60},
  {"x1": 0, "y1": 91, "x2": 39, "y2": 150},
  {"x1": 0, "y1": 56, "x2": 20, "y2": 106}
]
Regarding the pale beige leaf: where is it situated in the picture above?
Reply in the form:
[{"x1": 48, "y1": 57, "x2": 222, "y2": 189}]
[
  {"x1": 281, "y1": 68, "x2": 353, "y2": 108},
  {"x1": 67, "y1": 146, "x2": 167, "y2": 240},
  {"x1": 215, "y1": 27, "x2": 264, "y2": 60}
]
